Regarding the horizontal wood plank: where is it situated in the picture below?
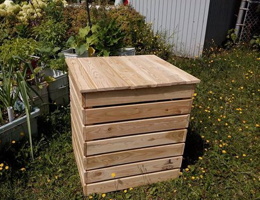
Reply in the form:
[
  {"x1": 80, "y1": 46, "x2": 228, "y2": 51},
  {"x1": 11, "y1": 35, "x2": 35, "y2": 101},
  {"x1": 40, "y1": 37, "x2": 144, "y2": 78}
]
[
  {"x1": 84, "y1": 99, "x2": 192, "y2": 125},
  {"x1": 86, "y1": 169, "x2": 180, "y2": 195},
  {"x1": 86, "y1": 156, "x2": 182, "y2": 183},
  {"x1": 83, "y1": 84, "x2": 195, "y2": 107},
  {"x1": 83, "y1": 114, "x2": 190, "y2": 141},
  {"x1": 86, "y1": 129, "x2": 187, "y2": 156},
  {"x1": 85, "y1": 143, "x2": 185, "y2": 170}
]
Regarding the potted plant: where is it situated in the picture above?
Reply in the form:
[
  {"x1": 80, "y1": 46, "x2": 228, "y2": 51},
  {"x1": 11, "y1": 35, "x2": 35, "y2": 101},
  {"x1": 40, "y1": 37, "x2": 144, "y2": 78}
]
[
  {"x1": 0, "y1": 38, "x2": 51, "y2": 114},
  {"x1": 63, "y1": 25, "x2": 98, "y2": 58},
  {"x1": 0, "y1": 64, "x2": 40, "y2": 159}
]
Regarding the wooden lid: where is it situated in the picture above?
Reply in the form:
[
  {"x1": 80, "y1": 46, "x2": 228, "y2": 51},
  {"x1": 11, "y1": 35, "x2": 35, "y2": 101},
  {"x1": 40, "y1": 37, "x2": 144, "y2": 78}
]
[{"x1": 66, "y1": 55, "x2": 200, "y2": 93}]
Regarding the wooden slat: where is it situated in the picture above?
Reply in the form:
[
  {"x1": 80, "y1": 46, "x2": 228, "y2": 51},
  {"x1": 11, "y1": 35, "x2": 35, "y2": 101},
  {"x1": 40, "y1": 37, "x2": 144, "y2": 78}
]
[
  {"x1": 78, "y1": 58, "x2": 130, "y2": 91},
  {"x1": 84, "y1": 99, "x2": 192, "y2": 124},
  {"x1": 145, "y1": 55, "x2": 200, "y2": 84},
  {"x1": 86, "y1": 129, "x2": 187, "y2": 156},
  {"x1": 129, "y1": 56, "x2": 185, "y2": 84},
  {"x1": 114, "y1": 56, "x2": 170, "y2": 87},
  {"x1": 86, "y1": 169, "x2": 180, "y2": 195},
  {"x1": 85, "y1": 143, "x2": 185, "y2": 170},
  {"x1": 71, "y1": 114, "x2": 84, "y2": 156},
  {"x1": 66, "y1": 58, "x2": 96, "y2": 92},
  {"x1": 83, "y1": 114, "x2": 190, "y2": 141},
  {"x1": 69, "y1": 77, "x2": 83, "y2": 108},
  {"x1": 86, "y1": 156, "x2": 182, "y2": 183},
  {"x1": 70, "y1": 85, "x2": 84, "y2": 125},
  {"x1": 101, "y1": 57, "x2": 157, "y2": 88},
  {"x1": 72, "y1": 134, "x2": 85, "y2": 187},
  {"x1": 83, "y1": 84, "x2": 195, "y2": 107}
]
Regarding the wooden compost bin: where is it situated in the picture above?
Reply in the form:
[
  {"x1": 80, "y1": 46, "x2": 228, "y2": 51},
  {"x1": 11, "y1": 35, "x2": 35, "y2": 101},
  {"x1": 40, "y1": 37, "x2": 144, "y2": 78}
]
[{"x1": 66, "y1": 55, "x2": 200, "y2": 195}]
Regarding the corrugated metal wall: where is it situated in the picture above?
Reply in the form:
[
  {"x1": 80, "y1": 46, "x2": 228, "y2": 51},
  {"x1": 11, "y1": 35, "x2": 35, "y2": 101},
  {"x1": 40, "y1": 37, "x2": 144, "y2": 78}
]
[{"x1": 130, "y1": 0, "x2": 210, "y2": 57}]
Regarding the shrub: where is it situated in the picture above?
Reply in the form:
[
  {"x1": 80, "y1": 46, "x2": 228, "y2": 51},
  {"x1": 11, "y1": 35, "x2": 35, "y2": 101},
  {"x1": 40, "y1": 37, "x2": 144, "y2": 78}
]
[
  {"x1": 62, "y1": 5, "x2": 88, "y2": 38},
  {"x1": 32, "y1": 19, "x2": 68, "y2": 47},
  {"x1": 90, "y1": 5, "x2": 173, "y2": 60}
]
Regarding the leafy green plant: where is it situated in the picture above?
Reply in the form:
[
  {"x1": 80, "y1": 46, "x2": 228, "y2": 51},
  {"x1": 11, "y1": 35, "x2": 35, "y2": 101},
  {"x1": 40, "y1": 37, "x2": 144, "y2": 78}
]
[
  {"x1": 0, "y1": 67, "x2": 20, "y2": 124},
  {"x1": 94, "y1": 18, "x2": 125, "y2": 56},
  {"x1": 66, "y1": 25, "x2": 99, "y2": 56},
  {"x1": 0, "y1": 38, "x2": 38, "y2": 67},
  {"x1": 224, "y1": 29, "x2": 238, "y2": 49},
  {"x1": 17, "y1": 71, "x2": 34, "y2": 160},
  {"x1": 250, "y1": 35, "x2": 260, "y2": 50},
  {"x1": 32, "y1": 19, "x2": 68, "y2": 48}
]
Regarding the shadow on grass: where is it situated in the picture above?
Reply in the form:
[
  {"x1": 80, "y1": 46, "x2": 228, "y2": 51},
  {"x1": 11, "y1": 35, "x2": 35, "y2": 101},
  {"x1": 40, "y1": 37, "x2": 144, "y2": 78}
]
[{"x1": 182, "y1": 127, "x2": 208, "y2": 169}]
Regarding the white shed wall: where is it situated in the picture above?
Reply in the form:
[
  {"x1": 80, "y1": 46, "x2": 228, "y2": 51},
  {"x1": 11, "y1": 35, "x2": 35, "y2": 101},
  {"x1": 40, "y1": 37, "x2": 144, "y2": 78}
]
[{"x1": 130, "y1": 0, "x2": 210, "y2": 57}]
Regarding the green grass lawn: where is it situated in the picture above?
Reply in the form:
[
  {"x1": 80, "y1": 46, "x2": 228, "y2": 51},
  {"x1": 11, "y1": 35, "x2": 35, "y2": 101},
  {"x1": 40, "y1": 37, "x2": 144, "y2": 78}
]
[{"x1": 0, "y1": 47, "x2": 259, "y2": 199}]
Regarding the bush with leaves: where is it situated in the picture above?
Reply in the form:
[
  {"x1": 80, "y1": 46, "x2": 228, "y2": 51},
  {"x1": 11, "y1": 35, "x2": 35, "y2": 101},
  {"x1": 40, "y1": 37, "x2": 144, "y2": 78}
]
[
  {"x1": 250, "y1": 35, "x2": 260, "y2": 50},
  {"x1": 90, "y1": 5, "x2": 173, "y2": 60}
]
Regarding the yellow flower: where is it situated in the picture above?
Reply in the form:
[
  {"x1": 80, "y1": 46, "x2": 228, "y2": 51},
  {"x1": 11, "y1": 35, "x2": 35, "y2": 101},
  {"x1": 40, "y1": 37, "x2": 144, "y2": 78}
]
[
  {"x1": 222, "y1": 150, "x2": 227, "y2": 154},
  {"x1": 257, "y1": 57, "x2": 260, "y2": 60},
  {"x1": 228, "y1": 135, "x2": 232, "y2": 138},
  {"x1": 5, "y1": 166, "x2": 9, "y2": 170},
  {"x1": 185, "y1": 168, "x2": 189, "y2": 172},
  {"x1": 191, "y1": 176, "x2": 195, "y2": 180},
  {"x1": 11, "y1": 140, "x2": 16, "y2": 144},
  {"x1": 124, "y1": 189, "x2": 127, "y2": 193},
  {"x1": 20, "y1": 168, "x2": 26, "y2": 171},
  {"x1": 89, "y1": 195, "x2": 93, "y2": 199},
  {"x1": 129, "y1": 187, "x2": 133, "y2": 190},
  {"x1": 0, "y1": 163, "x2": 4, "y2": 167},
  {"x1": 198, "y1": 157, "x2": 203, "y2": 160},
  {"x1": 111, "y1": 172, "x2": 116, "y2": 178},
  {"x1": 102, "y1": 193, "x2": 106, "y2": 198},
  {"x1": 242, "y1": 154, "x2": 247, "y2": 157},
  {"x1": 0, "y1": 167, "x2": 2, "y2": 171}
]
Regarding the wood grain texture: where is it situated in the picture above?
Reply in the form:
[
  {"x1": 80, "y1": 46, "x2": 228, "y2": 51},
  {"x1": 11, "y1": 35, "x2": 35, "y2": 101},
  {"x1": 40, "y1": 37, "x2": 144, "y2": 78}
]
[
  {"x1": 101, "y1": 57, "x2": 156, "y2": 88},
  {"x1": 84, "y1": 99, "x2": 192, "y2": 124},
  {"x1": 69, "y1": 77, "x2": 84, "y2": 108},
  {"x1": 86, "y1": 169, "x2": 180, "y2": 195},
  {"x1": 66, "y1": 55, "x2": 200, "y2": 93},
  {"x1": 83, "y1": 84, "x2": 195, "y2": 107},
  {"x1": 72, "y1": 134, "x2": 85, "y2": 187},
  {"x1": 85, "y1": 143, "x2": 185, "y2": 170},
  {"x1": 86, "y1": 156, "x2": 182, "y2": 183},
  {"x1": 78, "y1": 58, "x2": 130, "y2": 91},
  {"x1": 70, "y1": 84, "x2": 84, "y2": 125},
  {"x1": 66, "y1": 58, "x2": 96, "y2": 92},
  {"x1": 83, "y1": 114, "x2": 190, "y2": 141},
  {"x1": 71, "y1": 111, "x2": 85, "y2": 155},
  {"x1": 86, "y1": 129, "x2": 187, "y2": 156}
]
